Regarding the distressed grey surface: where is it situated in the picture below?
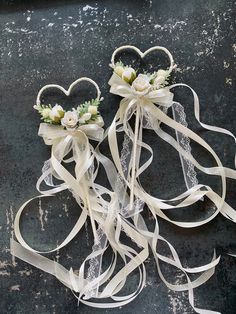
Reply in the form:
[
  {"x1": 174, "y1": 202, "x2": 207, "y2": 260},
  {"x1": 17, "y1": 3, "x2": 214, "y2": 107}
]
[{"x1": 0, "y1": 0, "x2": 236, "y2": 313}]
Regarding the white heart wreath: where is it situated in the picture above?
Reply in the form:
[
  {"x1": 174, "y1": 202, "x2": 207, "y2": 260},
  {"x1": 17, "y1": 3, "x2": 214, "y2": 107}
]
[{"x1": 34, "y1": 77, "x2": 104, "y2": 129}]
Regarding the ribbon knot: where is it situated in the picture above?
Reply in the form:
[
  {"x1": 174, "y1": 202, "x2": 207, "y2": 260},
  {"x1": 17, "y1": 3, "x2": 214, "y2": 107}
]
[
  {"x1": 108, "y1": 73, "x2": 174, "y2": 108},
  {"x1": 38, "y1": 122, "x2": 104, "y2": 145}
]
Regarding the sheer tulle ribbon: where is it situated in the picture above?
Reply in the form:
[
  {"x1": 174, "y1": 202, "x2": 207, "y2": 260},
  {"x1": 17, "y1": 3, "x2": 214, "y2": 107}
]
[
  {"x1": 10, "y1": 48, "x2": 236, "y2": 313},
  {"x1": 103, "y1": 45, "x2": 236, "y2": 313},
  {"x1": 11, "y1": 78, "x2": 149, "y2": 307}
]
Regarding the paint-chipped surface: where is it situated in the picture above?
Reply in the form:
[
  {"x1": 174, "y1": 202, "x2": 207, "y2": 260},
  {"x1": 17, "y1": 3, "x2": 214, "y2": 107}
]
[{"x1": 0, "y1": 0, "x2": 236, "y2": 313}]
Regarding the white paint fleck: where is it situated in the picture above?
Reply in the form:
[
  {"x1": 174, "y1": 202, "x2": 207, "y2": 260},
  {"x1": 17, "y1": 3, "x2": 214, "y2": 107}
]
[
  {"x1": 175, "y1": 66, "x2": 195, "y2": 73},
  {"x1": 55, "y1": 246, "x2": 60, "y2": 263},
  {"x1": 167, "y1": 273, "x2": 192, "y2": 313},
  {"x1": 26, "y1": 16, "x2": 31, "y2": 22},
  {"x1": 226, "y1": 77, "x2": 232, "y2": 85},
  {"x1": 232, "y1": 43, "x2": 236, "y2": 55},
  {"x1": 196, "y1": 51, "x2": 204, "y2": 56},
  {"x1": 63, "y1": 203, "x2": 69, "y2": 217},
  {"x1": 10, "y1": 285, "x2": 20, "y2": 291},
  {"x1": 83, "y1": 5, "x2": 97, "y2": 11},
  {"x1": 0, "y1": 270, "x2": 10, "y2": 276},
  {"x1": 223, "y1": 61, "x2": 230, "y2": 69},
  {"x1": 19, "y1": 269, "x2": 33, "y2": 276},
  {"x1": 47, "y1": 23, "x2": 54, "y2": 27}
]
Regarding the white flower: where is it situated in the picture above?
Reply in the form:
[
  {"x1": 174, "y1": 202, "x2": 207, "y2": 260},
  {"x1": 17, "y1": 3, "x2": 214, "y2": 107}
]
[
  {"x1": 78, "y1": 112, "x2": 92, "y2": 124},
  {"x1": 122, "y1": 67, "x2": 136, "y2": 83},
  {"x1": 49, "y1": 105, "x2": 64, "y2": 122},
  {"x1": 88, "y1": 105, "x2": 98, "y2": 115},
  {"x1": 131, "y1": 74, "x2": 151, "y2": 95},
  {"x1": 41, "y1": 108, "x2": 51, "y2": 119},
  {"x1": 83, "y1": 112, "x2": 92, "y2": 121},
  {"x1": 153, "y1": 75, "x2": 166, "y2": 87},
  {"x1": 61, "y1": 111, "x2": 78, "y2": 129},
  {"x1": 153, "y1": 69, "x2": 169, "y2": 88},
  {"x1": 114, "y1": 65, "x2": 124, "y2": 77},
  {"x1": 156, "y1": 69, "x2": 169, "y2": 77}
]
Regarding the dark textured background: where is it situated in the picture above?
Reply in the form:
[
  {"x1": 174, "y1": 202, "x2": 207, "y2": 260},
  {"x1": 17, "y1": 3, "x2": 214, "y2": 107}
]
[{"x1": 1, "y1": 0, "x2": 236, "y2": 313}]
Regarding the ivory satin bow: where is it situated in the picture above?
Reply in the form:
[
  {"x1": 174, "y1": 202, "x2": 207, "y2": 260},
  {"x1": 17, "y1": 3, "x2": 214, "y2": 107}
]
[
  {"x1": 10, "y1": 50, "x2": 236, "y2": 313},
  {"x1": 104, "y1": 46, "x2": 236, "y2": 313},
  {"x1": 11, "y1": 121, "x2": 150, "y2": 307}
]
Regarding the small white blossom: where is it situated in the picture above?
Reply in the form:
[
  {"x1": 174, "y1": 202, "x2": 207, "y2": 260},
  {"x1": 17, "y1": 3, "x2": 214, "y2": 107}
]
[
  {"x1": 41, "y1": 108, "x2": 51, "y2": 119},
  {"x1": 83, "y1": 112, "x2": 92, "y2": 121},
  {"x1": 78, "y1": 112, "x2": 92, "y2": 124},
  {"x1": 88, "y1": 105, "x2": 98, "y2": 115},
  {"x1": 114, "y1": 65, "x2": 124, "y2": 77},
  {"x1": 153, "y1": 69, "x2": 169, "y2": 89},
  {"x1": 49, "y1": 105, "x2": 64, "y2": 122},
  {"x1": 153, "y1": 75, "x2": 166, "y2": 87},
  {"x1": 131, "y1": 74, "x2": 151, "y2": 95},
  {"x1": 61, "y1": 111, "x2": 78, "y2": 129},
  {"x1": 122, "y1": 67, "x2": 136, "y2": 83}
]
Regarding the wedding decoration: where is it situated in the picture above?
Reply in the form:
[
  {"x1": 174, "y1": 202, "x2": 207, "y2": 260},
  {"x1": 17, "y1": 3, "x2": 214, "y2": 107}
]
[
  {"x1": 11, "y1": 77, "x2": 149, "y2": 308},
  {"x1": 10, "y1": 47, "x2": 236, "y2": 313},
  {"x1": 106, "y1": 45, "x2": 236, "y2": 313}
]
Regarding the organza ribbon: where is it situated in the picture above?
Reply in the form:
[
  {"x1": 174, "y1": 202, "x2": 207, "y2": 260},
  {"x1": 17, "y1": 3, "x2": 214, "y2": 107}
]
[
  {"x1": 104, "y1": 45, "x2": 236, "y2": 313},
  {"x1": 11, "y1": 78, "x2": 149, "y2": 308},
  {"x1": 10, "y1": 51, "x2": 236, "y2": 313}
]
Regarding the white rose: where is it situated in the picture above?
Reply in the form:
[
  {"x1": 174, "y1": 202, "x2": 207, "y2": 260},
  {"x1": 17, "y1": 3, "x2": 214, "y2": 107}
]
[
  {"x1": 114, "y1": 65, "x2": 124, "y2": 77},
  {"x1": 49, "y1": 105, "x2": 64, "y2": 122},
  {"x1": 122, "y1": 67, "x2": 136, "y2": 83},
  {"x1": 88, "y1": 105, "x2": 98, "y2": 115},
  {"x1": 78, "y1": 112, "x2": 92, "y2": 124},
  {"x1": 153, "y1": 75, "x2": 166, "y2": 87},
  {"x1": 41, "y1": 108, "x2": 51, "y2": 119},
  {"x1": 61, "y1": 111, "x2": 78, "y2": 129},
  {"x1": 153, "y1": 69, "x2": 169, "y2": 89},
  {"x1": 131, "y1": 74, "x2": 151, "y2": 95}
]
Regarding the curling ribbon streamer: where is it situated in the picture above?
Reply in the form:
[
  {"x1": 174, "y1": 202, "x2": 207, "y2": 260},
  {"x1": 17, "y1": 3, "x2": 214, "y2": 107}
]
[
  {"x1": 10, "y1": 78, "x2": 149, "y2": 307},
  {"x1": 104, "y1": 45, "x2": 236, "y2": 313},
  {"x1": 10, "y1": 49, "x2": 236, "y2": 313}
]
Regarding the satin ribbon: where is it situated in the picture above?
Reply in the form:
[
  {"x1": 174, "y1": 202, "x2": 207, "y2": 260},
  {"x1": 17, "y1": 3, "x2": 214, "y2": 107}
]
[
  {"x1": 11, "y1": 122, "x2": 149, "y2": 308},
  {"x1": 106, "y1": 70, "x2": 236, "y2": 313},
  {"x1": 10, "y1": 51, "x2": 236, "y2": 313}
]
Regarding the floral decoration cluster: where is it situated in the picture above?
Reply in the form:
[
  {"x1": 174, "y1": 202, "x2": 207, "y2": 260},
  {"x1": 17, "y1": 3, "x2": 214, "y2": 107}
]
[
  {"x1": 33, "y1": 98, "x2": 104, "y2": 130},
  {"x1": 113, "y1": 61, "x2": 170, "y2": 95}
]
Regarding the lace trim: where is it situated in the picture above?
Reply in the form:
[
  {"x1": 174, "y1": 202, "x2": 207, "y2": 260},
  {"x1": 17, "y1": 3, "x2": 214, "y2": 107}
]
[{"x1": 172, "y1": 103, "x2": 199, "y2": 189}]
